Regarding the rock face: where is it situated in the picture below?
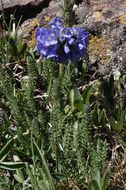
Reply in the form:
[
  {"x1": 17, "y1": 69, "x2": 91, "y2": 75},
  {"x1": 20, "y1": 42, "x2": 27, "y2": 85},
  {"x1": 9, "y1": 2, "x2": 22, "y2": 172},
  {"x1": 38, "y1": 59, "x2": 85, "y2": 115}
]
[
  {"x1": 0, "y1": 0, "x2": 43, "y2": 9},
  {"x1": 80, "y1": 0, "x2": 126, "y2": 74},
  {"x1": 0, "y1": 0, "x2": 51, "y2": 22}
]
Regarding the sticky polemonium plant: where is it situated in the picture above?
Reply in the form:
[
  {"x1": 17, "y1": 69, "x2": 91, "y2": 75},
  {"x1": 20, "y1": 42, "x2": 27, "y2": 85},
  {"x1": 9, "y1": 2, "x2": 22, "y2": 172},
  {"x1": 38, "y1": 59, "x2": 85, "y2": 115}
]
[{"x1": 36, "y1": 17, "x2": 89, "y2": 65}]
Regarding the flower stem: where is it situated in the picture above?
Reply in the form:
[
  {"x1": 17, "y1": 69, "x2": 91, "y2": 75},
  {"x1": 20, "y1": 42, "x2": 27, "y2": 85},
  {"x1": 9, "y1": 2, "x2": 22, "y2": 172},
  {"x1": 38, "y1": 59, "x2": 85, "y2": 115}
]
[
  {"x1": 59, "y1": 63, "x2": 64, "y2": 79},
  {"x1": 48, "y1": 71, "x2": 53, "y2": 96},
  {"x1": 48, "y1": 62, "x2": 54, "y2": 96}
]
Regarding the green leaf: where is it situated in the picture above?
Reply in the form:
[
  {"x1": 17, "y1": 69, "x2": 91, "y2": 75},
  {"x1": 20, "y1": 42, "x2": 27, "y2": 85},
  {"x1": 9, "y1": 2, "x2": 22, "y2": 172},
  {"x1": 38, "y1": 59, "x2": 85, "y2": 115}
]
[
  {"x1": 92, "y1": 180, "x2": 100, "y2": 190},
  {"x1": 101, "y1": 169, "x2": 109, "y2": 190},
  {"x1": 94, "y1": 170, "x2": 101, "y2": 188},
  {"x1": 92, "y1": 104, "x2": 99, "y2": 126},
  {"x1": 0, "y1": 138, "x2": 13, "y2": 161},
  {"x1": 73, "y1": 121, "x2": 78, "y2": 151},
  {"x1": 87, "y1": 182, "x2": 93, "y2": 190},
  {"x1": 117, "y1": 111, "x2": 125, "y2": 132},
  {"x1": 26, "y1": 164, "x2": 37, "y2": 187},
  {"x1": 110, "y1": 111, "x2": 125, "y2": 132},
  {"x1": 14, "y1": 16, "x2": 23, "y2": 39},
  {"x1": 14, "y1": 169, "x2": 24, "y2": 183},
  {"x1": 83, "y1": 85, "x2": 93, "y2": 104},
  {"x1": 52, "y1": 173, "x2": 67, "y2": 182},
  {"x1": 0, "y1": 162, "x2": 26, "y2": 170},
  {"x1": 33, "y1": 141, "x2": 55, "y2": 190},
  {"x1": 9, "y1": 37, "x2": 20, "y2": 60},
  {"x1": 18, "y1": 43, "x2": 27, "y2": 58},
  {"x1": 88, "y1": 180, "x2": 100, "y2": 190},
  {"x1": 69, "y1": 86, "x2": 83, "y2": 112},
  {"x1": 99, "y1": 110, "x2": 106, "y2": 126}
]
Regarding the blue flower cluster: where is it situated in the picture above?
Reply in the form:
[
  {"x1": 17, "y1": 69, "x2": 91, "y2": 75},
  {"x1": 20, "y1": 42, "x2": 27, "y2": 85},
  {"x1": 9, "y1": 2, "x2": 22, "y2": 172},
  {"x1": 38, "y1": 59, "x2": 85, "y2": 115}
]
[{"x1": 36, "y1": 17, "x2": 89, "y2": 63}]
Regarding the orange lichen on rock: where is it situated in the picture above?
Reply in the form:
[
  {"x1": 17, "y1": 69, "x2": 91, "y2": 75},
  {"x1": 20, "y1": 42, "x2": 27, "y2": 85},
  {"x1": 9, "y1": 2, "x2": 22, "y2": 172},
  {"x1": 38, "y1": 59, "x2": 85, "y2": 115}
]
[
  {"x1": 92, "y1": 11, "x2": 104, "y2": 22},
  {"x1": 27, "y1": 30, "x2": 37, "y2": 48},
  {"x1": 23, "y1": 18, "x2": 40, "y2": 48},
  {"x1": 116, "y1": 14, "x2": 126, "y2": 25},
  {"x1": 25, "y1": 18, "x2": 40, "y2": 33},
  {"x1": 88, "y1": 36, "x2": 111, "y2": 64}
]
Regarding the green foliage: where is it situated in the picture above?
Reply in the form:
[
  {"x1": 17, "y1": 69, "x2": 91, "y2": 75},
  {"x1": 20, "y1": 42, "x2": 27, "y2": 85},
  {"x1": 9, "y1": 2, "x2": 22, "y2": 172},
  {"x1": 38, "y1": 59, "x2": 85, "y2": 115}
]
[
  {"x1": 0, "y1": 68, "x2": 28, "y2": 131},
  {"x1": 0, "y1": 138, "x2": 13, "y2": 161},
  {"x1": 60, "y1": 0, "x2": 76, "y2": 26},
  {"x1": 92, "y1": 104, "x2": 106, "y2": 127},
  {"x1": 0, "y1": 162, "x2": 25, "y2": 170},
  {"x1": 0, "y1": 57, "x2": 109, "y2": 189},
  {"x1": 69, "y1": 86, "x2": 83, "y2": 112},
  {"x1": 0, "y1": 14, "x2": 27, "y2": 64},
  {"x1": 88, "y1": 169, "x2": 109, "y2": 190}
]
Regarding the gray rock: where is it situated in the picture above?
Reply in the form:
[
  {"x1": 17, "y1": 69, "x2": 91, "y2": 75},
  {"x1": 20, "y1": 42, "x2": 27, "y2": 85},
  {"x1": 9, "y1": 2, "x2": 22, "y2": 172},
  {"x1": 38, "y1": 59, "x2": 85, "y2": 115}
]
[
  {"x1": 0, "y1": 0, "x2": 46, "y2": 10},
  {"x1": 76, "y1": 0, "x2": 126, "y2": 74},
  {"x1": 0, "y1": 0, "x2": 51, "y2": 22}
]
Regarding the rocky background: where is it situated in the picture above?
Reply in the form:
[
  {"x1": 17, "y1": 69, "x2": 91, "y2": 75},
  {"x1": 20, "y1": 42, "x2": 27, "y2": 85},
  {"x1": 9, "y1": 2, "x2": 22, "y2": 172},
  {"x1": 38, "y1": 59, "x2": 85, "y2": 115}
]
[{"x1": 0, "y1": 0, "x2": 126, "y2": 77}]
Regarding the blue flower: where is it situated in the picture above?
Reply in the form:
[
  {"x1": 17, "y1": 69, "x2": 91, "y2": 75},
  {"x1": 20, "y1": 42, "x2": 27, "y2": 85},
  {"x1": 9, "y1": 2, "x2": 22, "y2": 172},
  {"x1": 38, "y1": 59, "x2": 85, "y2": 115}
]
[
  {"x1": 50, "y1": 17, "x2": 64, "y2": 36},
  {"x1": 36, "y1": 27, "x2": 59, "y2": 59},
  {"x1": 37, "y1": 43, "x2": 58, "y2": 59},
  {"x1": 50, "y1": 17, "x2": 64, "y2": 29},
  {"x1": 58, "y1": 27, "x2": 89, "y2": 62},
  {"x1": 36, "y1": 28, "x2": 57, "y2": 46},
  {"x1": 36, "y1": 17, "x2": 89, "y2": 63}
]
